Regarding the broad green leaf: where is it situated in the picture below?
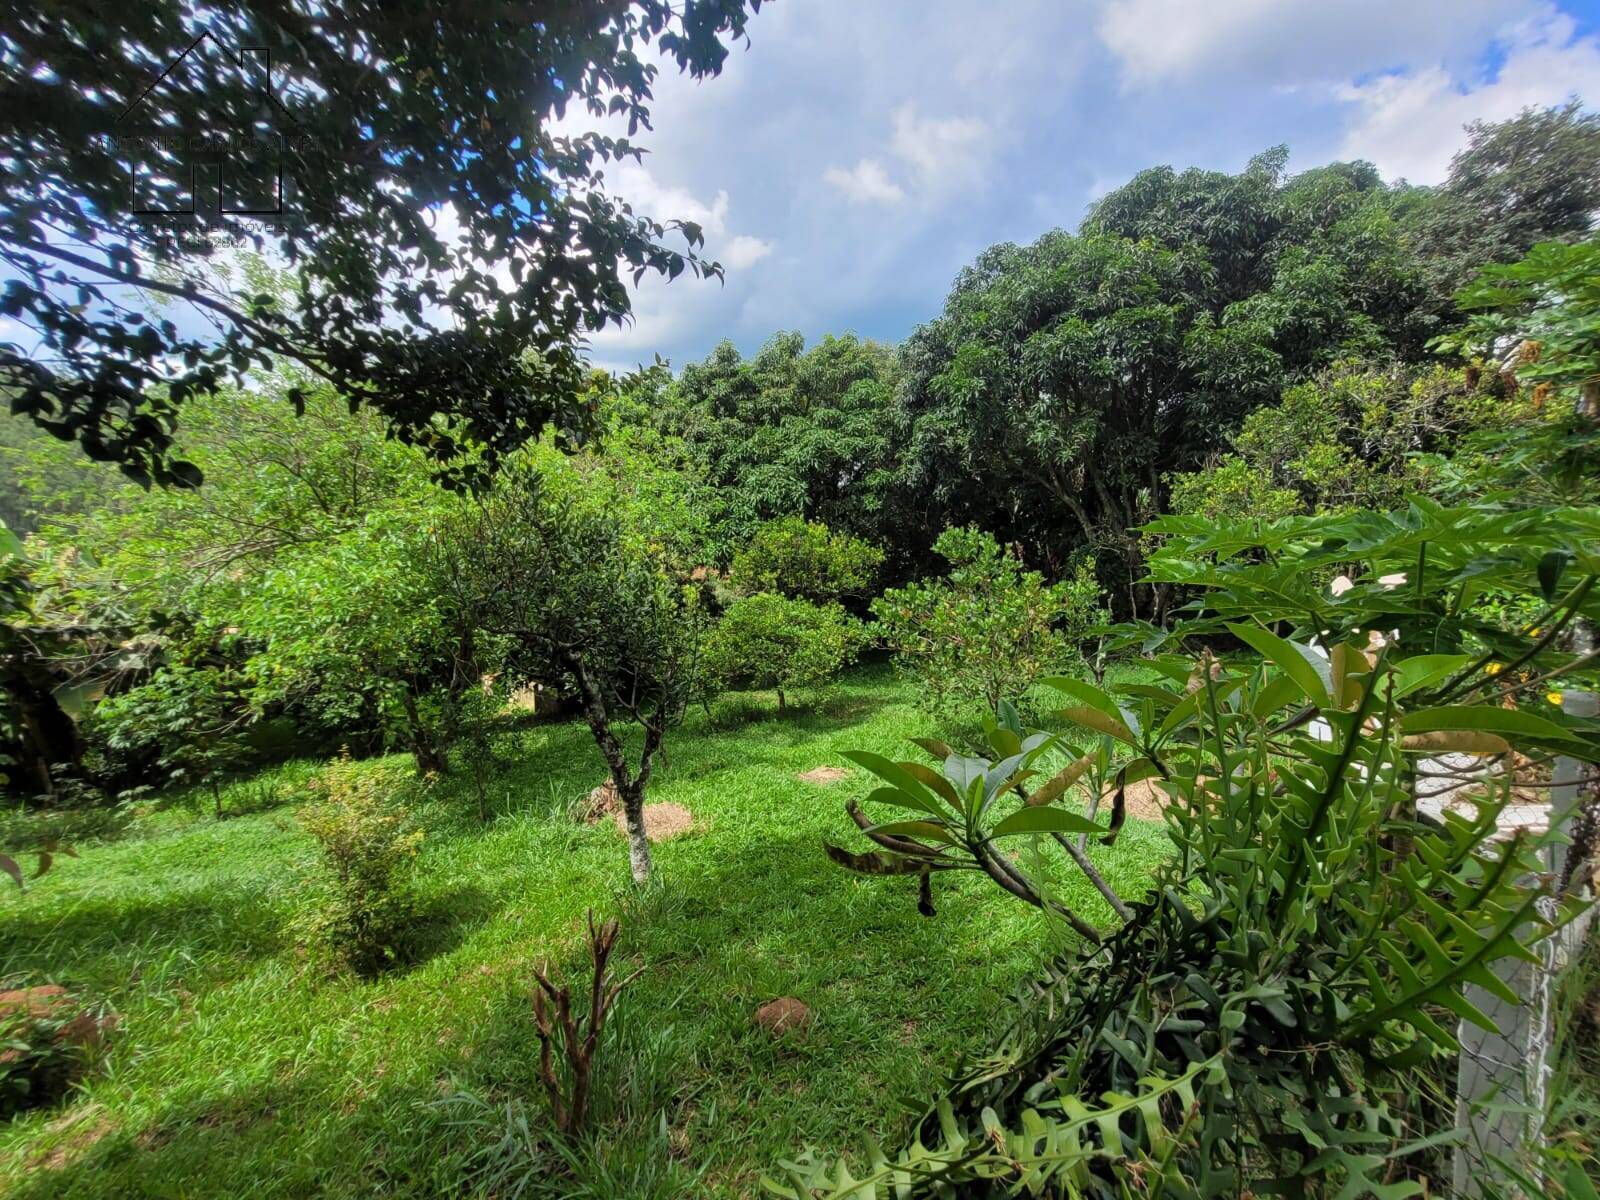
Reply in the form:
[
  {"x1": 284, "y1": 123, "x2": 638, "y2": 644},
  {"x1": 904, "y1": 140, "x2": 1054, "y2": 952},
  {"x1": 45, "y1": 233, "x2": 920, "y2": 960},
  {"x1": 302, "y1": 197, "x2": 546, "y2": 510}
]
[
  {"x1": 841, "y1": 751, "x2": 945, "y2": 807},
  {"x1": 1227, "y1": 623, "x2": 1331, "y2": 709},
  {"x1": 1057, "y1": 704, "x2": 1137, "y2": 747},
  {"x1": 1042, "y1": 677, "x2": 1126, "y2": 724},
  {"x1": 1391, "y1": 654, "x2": 1473, "y2": 698},
  {"x1": 1401, "y1": 705, "x2": 1581, "y2": 744},
  {"x1": 898, "y1": 763, "x2": 961, "y2": 809},
  {"x1": 990, "y1": 806, "x2": 1102, "y2": 838},
  {"x1": 860, "y1": 785, "x2": 943, "y2": 818}
]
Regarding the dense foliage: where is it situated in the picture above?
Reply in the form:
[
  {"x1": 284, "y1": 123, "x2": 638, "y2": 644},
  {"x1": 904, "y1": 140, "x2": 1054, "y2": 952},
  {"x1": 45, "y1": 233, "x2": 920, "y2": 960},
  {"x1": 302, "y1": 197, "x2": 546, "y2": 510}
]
[
  {"x1": 873, "y1": 527, "x2": 1103, "y2": 715},
  {"x1": 436, "y1": 462, "x2": 710, "y2": 883},
  {"x1": 703, "y1": 593, "x2": 866, "y2": 710},
  {"x1": 295, "y1": 754, "x2": 423, "y2": 976},
  {"x1": 2, "y1": 1, "x2": 763, "y2": 487},
  {"x1": 1, "y1": 96, "x2": 1597, "y2": 1198},
  {"x1": 799, "y1": 502, "x2": 1600, "y2": 1196},
  {"x1": 728, "y1": 517, "x2": 883, "y2": 604}
]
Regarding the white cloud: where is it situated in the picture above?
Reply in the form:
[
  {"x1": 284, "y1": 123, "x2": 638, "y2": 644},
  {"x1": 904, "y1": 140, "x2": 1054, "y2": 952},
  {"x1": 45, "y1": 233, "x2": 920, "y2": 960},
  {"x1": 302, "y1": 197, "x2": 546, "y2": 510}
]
[
  {"x1": 724, "y1": 234, "x2": 775, "y2": 270},
  {"x1": 889, "y1": 103, "x2": 988, "y2": 184},
  {"x1": 824, "y1": 105, "x2": 989, "y2": 205},
  {"x1": 1098, "y1": 0, "x2": 1529, "y2": 88},
  {"x1": 605, "y1": 160, "x2": 773, "y2": 272},
  {"x1": 1335, "y1": 11, "x2": 1600, "y2": 182},
  {"x1": 823, "y1": 158, "x2": 907, "y2": 204}
]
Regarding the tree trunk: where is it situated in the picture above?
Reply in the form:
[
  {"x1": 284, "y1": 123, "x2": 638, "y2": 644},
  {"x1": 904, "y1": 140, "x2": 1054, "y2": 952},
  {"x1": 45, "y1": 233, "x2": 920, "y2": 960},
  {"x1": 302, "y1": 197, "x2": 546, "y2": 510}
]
[
  {"x1": 399, "y1": 687, "x2": 448, "y2": 775},
  {"x1": 776, "y1": 687, "x2": 786, "y2": 712},
  {"x1": 619, "y1": 784, "x2": 653, "y2": 884}
]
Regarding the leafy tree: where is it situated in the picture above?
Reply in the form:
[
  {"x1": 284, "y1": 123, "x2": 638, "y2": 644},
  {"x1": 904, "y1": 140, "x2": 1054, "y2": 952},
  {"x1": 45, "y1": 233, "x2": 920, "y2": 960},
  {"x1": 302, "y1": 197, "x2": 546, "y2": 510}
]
[
  {"x1": 438, "y1": 465, "x2": 708, "y2": 884},
  {"x1": 642, "y1": 333, "x2": 902, "y2": 559},
  {"x1": 728, "y1": 517, "x2": 882, "y2": 603},
  {"x1": 1428, "y1": 236, "x2": 1600, "y2": 507},
  {"x1": 2, "y1": 1, "x2": 762, "y2": 487},
  {"x1": 898, "y1": 150, "x2": 1438, "y2": 617},
  {"x1": 703, "y1": 593, "x2": 865, "y2": 711},
  {"x1": 872, "y1": 527, "x2": 1103, "y2": 716},
  {"x1": 90, "y1": 663, "x2": 252, "y2": 817},
  {"x1": 18, "y1": 371, "x2": 484, "y2": 773},
  {"x1": 1404, "y1": 101, "x2": 1600, "y2": 306},
  {"x1": 1166, "y1": 360, "x2": 1504, "y2": 521}
]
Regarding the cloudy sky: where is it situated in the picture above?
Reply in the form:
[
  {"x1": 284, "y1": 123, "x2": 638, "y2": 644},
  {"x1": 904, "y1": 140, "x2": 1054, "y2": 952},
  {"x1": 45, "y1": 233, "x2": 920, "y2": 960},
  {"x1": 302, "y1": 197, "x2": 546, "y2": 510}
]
[{"x1": 573, "y1": 0, "x2": 1600, "y2": 373}]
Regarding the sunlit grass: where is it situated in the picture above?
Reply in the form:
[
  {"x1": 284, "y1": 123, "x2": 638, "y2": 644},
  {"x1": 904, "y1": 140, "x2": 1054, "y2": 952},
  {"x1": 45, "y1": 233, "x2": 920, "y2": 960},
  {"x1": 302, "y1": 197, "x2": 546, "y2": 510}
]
[{"x1": 0, "y1": 664, "x2": 1170, "y2": 1197}]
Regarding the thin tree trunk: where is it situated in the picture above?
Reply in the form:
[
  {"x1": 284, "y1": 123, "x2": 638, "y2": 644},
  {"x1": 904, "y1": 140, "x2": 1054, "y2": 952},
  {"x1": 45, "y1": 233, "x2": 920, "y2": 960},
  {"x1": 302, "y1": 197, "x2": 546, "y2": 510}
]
[{"x1": 620, "y1": 785, "x2": 653, "y2": 884}]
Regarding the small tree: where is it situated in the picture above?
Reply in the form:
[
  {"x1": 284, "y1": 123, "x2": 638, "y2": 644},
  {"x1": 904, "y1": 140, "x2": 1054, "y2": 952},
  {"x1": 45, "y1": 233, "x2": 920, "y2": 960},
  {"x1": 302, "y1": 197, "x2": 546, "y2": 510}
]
[
  {"x1": 872, "y1": 527, "x2": 1103, "y2": 715},
  {"x1": 439, "y1": 468, "x2": 706, "y2": 884},
  {"x1": 296, "y1": 754, "x2": 423, "y2": 976},
  {"x1": 729, "y1": 517, "x2": 883, "y2": 602},
  {"x1": 704, "y1": 593, "x2": 865, "y2": 711}
]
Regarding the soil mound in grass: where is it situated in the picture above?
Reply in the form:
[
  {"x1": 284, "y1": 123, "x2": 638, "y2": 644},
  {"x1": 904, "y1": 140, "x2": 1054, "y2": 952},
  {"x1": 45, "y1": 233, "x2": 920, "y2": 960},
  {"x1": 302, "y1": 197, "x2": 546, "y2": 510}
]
[
  {"x1": 797, "y1": 766, "x2": 850, "y2": 785},
  {"x1": 613, "y1": 802, "x2": 694, "y2": 843},
  {"x1": 754, "y1": 997, "x2": 811, "y2": 1035}
]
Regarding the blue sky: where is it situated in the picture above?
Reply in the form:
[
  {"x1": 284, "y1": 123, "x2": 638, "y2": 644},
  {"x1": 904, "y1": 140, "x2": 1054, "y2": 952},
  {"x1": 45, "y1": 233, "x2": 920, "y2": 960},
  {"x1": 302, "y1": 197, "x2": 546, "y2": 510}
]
[{"x1": 571, "y1": 0, "x2": 1600, "y2": 373}]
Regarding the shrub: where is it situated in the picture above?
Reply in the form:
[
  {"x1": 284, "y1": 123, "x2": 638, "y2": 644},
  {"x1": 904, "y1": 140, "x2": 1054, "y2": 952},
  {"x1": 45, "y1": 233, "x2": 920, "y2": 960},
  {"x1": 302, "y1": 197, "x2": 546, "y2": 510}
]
[
  {"x1": 89, "y1": 665, "x2": 253, "y2": 817},
  {"x1": 704, "y1": 593, "x2": 866, "y2": 710},
  {"x1": 0, "y1": 984, "x2": 109, "y2": 1118},
  {"x1": 295, "y1": 754, "x2": 423, "y2": 976},
  {"x1": 728, "y1": 517, "x2": 883, "y2": 602},
  {"x1": 871, "y1": 527, "x2": 1103, "y2": 715}
]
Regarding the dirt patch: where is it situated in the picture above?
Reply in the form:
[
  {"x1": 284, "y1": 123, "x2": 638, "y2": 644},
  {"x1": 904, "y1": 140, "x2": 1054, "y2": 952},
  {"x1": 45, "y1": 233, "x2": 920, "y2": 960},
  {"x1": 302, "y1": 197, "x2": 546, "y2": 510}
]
[
  {"x1": 1108, "y1": 778, "x2": 1168, "y2": 823},
  {"x1": 797, "y1": 766, "x2": 851, "y2": 785},
  {"x1": 754, "y1": 997, "x2": 811, "y2": 1035},
  {"x1": 32, "y1": 1106, "x2": 116, "y2": 1171},
  {"x1": 613, "y1": 802, "x2": 695, "y2": 843}
]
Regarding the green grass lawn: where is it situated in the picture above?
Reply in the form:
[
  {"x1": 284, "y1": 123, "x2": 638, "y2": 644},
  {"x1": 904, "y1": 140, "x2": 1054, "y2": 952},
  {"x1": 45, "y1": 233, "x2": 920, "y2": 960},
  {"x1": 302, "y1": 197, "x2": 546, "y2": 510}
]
[{"x1": 0, "y1": 665, "x2": 1169, "y2": 1198}]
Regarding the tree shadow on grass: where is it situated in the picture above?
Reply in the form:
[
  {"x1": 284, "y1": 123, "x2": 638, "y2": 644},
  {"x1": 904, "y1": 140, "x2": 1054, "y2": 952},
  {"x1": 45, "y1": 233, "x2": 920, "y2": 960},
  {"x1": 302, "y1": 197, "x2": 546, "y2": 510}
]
[{"x1": 0, "y1": 885, "x2": 289, "y2": 987}]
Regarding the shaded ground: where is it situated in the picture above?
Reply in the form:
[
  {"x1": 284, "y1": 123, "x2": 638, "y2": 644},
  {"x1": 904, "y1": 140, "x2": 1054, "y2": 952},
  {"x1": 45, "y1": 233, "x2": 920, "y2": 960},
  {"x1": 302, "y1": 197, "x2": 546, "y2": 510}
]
[{"x1": 0, "y1": 665, "x2": 1170, "y2": 1198}]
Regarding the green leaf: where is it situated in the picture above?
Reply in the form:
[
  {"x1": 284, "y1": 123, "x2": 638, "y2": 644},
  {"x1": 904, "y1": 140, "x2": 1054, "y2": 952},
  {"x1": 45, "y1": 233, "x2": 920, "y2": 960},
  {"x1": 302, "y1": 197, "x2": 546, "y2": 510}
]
[
  {"x1": 1537, "y1": 549, "x2": 1570, "y2": 601},
  {"x1": 860, "y1": 785, "x2": 943, "y2": 818},
  {"x1": 841, "y1": 751, "x2": 947, "y2": 808},
  {"x1": 1057, "y1": 705, "x2": 1137, "y2": 747},
  {"x1": 990, "y1": 806, "x2": 1102, "y2": 837},
  {"x1": 1401, "y1": 705, "x2": 1581, "y2": 744},
  {"x1": 1042, "y1": 677, "x2": 1126, "y2": 724},
  {"x1": 1565, "y1": 1160, "x2": 1600, "y2": 1200},
  {"x1": 1227, "y1": 623, "x2": 1331, "y2": 709},
  {"x1": 1391, "y1": 654, "x2": 1473, "y2": 699},
  {"x1": 866, "y1": 820, "x2": 959, "y2": 846}
]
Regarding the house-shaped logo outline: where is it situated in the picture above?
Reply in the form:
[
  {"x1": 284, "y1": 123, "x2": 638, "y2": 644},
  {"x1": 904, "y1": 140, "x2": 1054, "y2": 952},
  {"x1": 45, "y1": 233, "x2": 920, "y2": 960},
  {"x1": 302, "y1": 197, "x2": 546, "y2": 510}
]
[{"x1": 114, "y1": 30, "x2": 297, "y2": 217}]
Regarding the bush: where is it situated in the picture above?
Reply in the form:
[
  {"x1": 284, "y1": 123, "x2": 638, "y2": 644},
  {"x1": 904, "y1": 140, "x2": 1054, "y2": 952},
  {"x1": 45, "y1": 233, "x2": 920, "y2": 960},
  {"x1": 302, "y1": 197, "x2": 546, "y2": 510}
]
[
  {"x1": 295, "y1": 754, "x2": 423, "y2": 976},
  {"x1": 0, "y1": 984, "x2": 109, "y2": 1118},
  {"x1": 703, "y1": 593, "x2": 866, "y2": 710},
  {"x1": 729, "y1": 517, "x2": 883, "y2": 603},
  {"x1": 871, "y1": 527, "x2": 1103, "y2": 715}
]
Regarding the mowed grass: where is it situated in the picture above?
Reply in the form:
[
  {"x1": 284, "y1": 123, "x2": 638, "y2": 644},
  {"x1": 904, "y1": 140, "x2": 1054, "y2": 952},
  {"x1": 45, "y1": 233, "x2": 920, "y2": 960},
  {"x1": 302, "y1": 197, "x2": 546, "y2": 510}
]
[{"x1": 0, "y1": 664, "x2": 1169, "y2": 1198}]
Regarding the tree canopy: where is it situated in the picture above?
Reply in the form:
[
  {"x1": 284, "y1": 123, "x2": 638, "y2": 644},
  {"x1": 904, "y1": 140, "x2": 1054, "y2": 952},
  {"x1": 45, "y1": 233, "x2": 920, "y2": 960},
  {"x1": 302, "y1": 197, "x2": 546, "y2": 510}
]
[{"x1": 1, "y1": 1, "x2": 762, "y2": 487}]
